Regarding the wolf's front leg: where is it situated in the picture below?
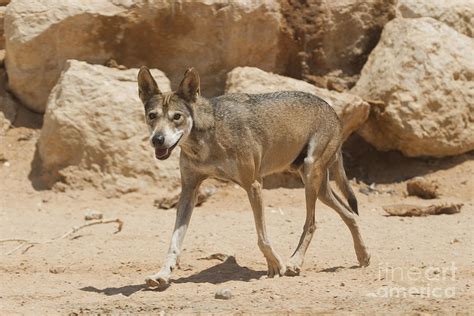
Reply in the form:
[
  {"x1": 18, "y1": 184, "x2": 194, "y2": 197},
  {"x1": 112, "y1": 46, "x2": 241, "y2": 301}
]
[
  {"x1": 246, "y1": 180, "x2": 286, "y2": 277},
  {"x1": 145, "y1": 176, "x2": 203, "y2": 288}
]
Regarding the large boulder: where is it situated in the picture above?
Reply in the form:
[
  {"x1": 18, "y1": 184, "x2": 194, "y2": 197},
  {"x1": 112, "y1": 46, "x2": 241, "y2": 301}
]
[
  {"x1": 5, "y1": 0, "x2": 293, "y2": 113},
  {"x1": 38, "y1": 60, "x2": 180, "y2": 193},
  {"x1": 226, "y1": 67, "x2": 370, "y2": 140},
  {"x1": 280, "y1": 0, "x2": 397, "y2": 88},
  {"x1": 352, "y1": 18, "x2": 474, "y2": 157},
  {"x1": 398, "y1": 0, "x2": 473, "y2": 37}
]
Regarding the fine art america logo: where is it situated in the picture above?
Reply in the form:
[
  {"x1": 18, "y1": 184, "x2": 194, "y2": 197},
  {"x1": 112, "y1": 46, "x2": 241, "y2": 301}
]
[{"x1": 367, "y1": 262, "x2": 457, "y2": 298}]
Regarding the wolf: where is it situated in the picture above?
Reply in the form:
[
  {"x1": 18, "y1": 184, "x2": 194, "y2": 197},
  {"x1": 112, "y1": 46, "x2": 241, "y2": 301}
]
[{"x1": 137, "y1": 66, "x2": 371, "y2": 288}]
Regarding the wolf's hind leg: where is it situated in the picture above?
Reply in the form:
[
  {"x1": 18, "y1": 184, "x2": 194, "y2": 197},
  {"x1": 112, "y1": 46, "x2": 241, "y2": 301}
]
[
  {"x1": 285, "y1": 160, "x2": 324, "y2": 276},
  {"x1": 319, "y1": 174, "x2": 370, "y2": 266},
  {"x1": 286, "y1": 134, "x2": 340, "y2": 276}
]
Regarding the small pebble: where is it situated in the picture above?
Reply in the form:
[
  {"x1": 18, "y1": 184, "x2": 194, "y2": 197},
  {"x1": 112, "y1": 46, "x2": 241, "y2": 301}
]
[
  {"x1": 84, "y1": 210, "x2": 103, "y2": 220},
  {"x1": 215, "y1": 288, "x2": 232, "y2": 300},
  {"x1": 49, "y1": 266, "x2": 66, "y2": 274}
]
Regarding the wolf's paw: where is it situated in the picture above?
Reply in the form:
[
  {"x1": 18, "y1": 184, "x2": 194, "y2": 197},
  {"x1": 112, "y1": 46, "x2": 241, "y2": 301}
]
[
  {"x1": 284, "y1": 264, "x2": 301, "y2": 276},
  {"x1": 145, "y1": 272, "x2": 170, "y2": 289},
  {"x1": 265, "y1": 257, "x2": 286, "y2": 278},
  {"x1": 285, "y1": 257, "x2": 302, "y2": 276},
  {"x1": 357, "y1": 252, "x2": 371, "y2": 267}
]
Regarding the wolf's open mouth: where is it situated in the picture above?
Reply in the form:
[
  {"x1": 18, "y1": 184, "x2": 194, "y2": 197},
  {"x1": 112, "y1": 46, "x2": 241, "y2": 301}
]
[
  {"x1": 154, "y1": 135, "x2": 183, "y2": 160},
  {"x1": 154, "y1": 147, "x2": 170, "y2": 159}
]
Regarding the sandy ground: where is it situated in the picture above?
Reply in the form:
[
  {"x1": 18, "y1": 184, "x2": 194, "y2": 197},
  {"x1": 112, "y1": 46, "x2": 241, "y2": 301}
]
[{"x1": 0, "y1": 109, "x2": 473, "y2": 314}]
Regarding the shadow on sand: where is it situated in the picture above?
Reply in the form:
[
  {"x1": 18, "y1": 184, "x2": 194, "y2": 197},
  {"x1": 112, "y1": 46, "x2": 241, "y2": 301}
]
[
  {"x1": 81, "y1": 284, "x2": 147, "y2": 297},
  {"x1": 80, "y1": 257, "x2": 265, "y2": 296},
  {"x1": 173, "y1": 256, "x2": 265, "y2": 285},
  {"x1": 318, "y1": 265, "x2": 360, "y2": 273}
]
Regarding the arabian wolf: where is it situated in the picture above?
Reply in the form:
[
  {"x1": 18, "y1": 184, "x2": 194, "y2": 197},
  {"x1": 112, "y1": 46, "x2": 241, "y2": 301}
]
[{"x1": 137, "y1": 67, "x2": 370, "y2": 288}]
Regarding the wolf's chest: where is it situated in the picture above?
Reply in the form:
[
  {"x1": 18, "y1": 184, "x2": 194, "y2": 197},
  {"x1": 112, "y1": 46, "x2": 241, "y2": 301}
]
[{"x1": 192, "y1": 158, "x2": 242, "y2": 184}]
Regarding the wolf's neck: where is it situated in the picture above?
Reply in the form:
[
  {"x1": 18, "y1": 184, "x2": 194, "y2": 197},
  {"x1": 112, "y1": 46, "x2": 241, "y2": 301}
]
[
  {"x1": 180, "y1": 128, "x2": 216, "y2": 162},
  {"x1": 191, "y1": 97, "x2": 214, "y2": 131},
  {"x1": 179, "y1": 98, "x2": 215, "y2": 161}
]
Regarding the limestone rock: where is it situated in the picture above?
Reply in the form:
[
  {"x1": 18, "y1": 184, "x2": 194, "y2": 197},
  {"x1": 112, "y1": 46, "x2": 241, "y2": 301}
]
[
  {"x1": 406, "y1": 177, "x2": 439, "y2": 199},
  {"x1": 38, "y1": 60, "x2": 180, "y2": 192},
  {"x1": 215, "y1": 288, "x2": 232, "y2": 300},
  {"x1": 226, "y1": 67, "x2": 370, "y2": 140},
  {"x1": 352, "y1": 18, "x2": 474, "y2": 157},
  {"x1": 281, "y1": 0, "x2": 398, "y2": 84},
  {"x1": 0, "y1": 6, "x2": 5, "y2": 49},
  {"x1": 0, "y1": 93, "x2": 17, "y2": 133},
  {"x1": 398, "y1": 0, "x2": 473, "y2": 37},
  {"x1": 5, "y1": 0, "x2": 292, "y2": 113},
  {"x1": 0, "y1": 68, "x2": 17, "y2": 133}
]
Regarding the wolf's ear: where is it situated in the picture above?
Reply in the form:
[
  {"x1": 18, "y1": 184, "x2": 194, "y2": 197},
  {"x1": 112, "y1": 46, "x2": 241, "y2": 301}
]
[
  {"x1": 138, "y1": 66, "x2": 161, "y2": 104},
  {"x1": 177, "y1": 67, "x2": 200, "y2": 102}
]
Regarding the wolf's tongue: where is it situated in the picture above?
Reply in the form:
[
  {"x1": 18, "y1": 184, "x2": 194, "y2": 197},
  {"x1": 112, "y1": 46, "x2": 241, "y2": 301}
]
[{"x1": 155, "y1": 148, "x2": 169, "y2": 159}]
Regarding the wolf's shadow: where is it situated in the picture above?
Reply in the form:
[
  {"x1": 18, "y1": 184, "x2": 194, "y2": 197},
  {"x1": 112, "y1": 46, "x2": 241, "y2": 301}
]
[
  {"x1": 174, "y1": 256, "x2": 265, "y2": 285},
  {"x1": 80, "y1": 257, "x2": 265, "y2": 295}
]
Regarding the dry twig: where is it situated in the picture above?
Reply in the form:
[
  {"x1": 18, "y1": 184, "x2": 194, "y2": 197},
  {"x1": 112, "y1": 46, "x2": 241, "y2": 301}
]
[{"x1": 0, "y1": 218, "x2": 123, "y2": 255}]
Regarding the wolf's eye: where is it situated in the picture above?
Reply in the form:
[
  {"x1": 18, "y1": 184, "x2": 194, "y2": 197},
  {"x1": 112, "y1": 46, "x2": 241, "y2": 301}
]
[
  {"x1": 148, "y1": 112, "x2": 157, "y2": 120},
  {"x1": 173, "y1": 113, "x2": 182, "y2": 121}
]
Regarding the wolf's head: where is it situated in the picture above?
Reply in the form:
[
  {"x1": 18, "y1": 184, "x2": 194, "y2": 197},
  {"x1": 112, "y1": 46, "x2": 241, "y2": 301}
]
[{"x1": 137, "y1": 67, "x2": 200, "y2": 160}]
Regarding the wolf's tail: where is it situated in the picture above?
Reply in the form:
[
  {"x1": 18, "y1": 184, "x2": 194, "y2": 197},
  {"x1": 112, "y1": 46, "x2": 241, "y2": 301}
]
[{"x1": 329, "y1": 149, "x2": 358, "y2": 215}]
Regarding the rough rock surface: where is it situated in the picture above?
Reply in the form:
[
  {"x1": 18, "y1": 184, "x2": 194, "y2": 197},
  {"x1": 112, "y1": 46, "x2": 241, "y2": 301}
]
[
  {"x1": 38, "y1": 60, "x2": 180, "y2": 192},
  {"x1": 398, "y1": 0, "x2": 473, "y2": 37},
  {"x1": 5, "y1": 0, "x2": 293, "y2": 113},
  {"x1": 406, "y1": 177, "x2": 440, "y2": 199},
  {"x1": 352, "y1": 18, "x2": 474, "y2": 157},
  {"x1": 0, "y1": 6, "x2": 5, "y2": 49},
  {"x1": 280, "y1": 0, "x2": 397, "y2": 87},
  {"x1": 0, "y1": 68, "x2": 17, "y2": 133},
  {"x1": 0, "y1": 93, "x2": 17, "y2": 133},
  {"x1": 226, "y1": 67, "x2": 370, "y2": 140},
  {"x1": 215, "y1": 288, "x2": 233, "y2": 300}
]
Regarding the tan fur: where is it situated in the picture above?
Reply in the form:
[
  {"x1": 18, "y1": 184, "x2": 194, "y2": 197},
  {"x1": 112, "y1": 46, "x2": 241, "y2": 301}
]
[{"x1": 137, "y1": 66, "x2": 371, "y2": 288}]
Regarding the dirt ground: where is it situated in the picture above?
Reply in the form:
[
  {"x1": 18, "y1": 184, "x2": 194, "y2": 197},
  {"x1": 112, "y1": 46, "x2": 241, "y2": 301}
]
[{"x1": 1, "y1": 109, "x2": 473, "y2": 314}]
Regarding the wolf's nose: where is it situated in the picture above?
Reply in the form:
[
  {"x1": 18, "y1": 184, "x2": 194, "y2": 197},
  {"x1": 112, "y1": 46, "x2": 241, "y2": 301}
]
[{"x1": 152, "y1": 134, "x2": 165, "y2": 147}]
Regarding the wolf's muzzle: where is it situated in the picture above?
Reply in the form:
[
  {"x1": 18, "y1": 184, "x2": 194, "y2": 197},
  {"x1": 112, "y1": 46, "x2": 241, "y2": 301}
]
[{"x1": 151, "y1": 134, "x2": 165, "y2": 147}]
